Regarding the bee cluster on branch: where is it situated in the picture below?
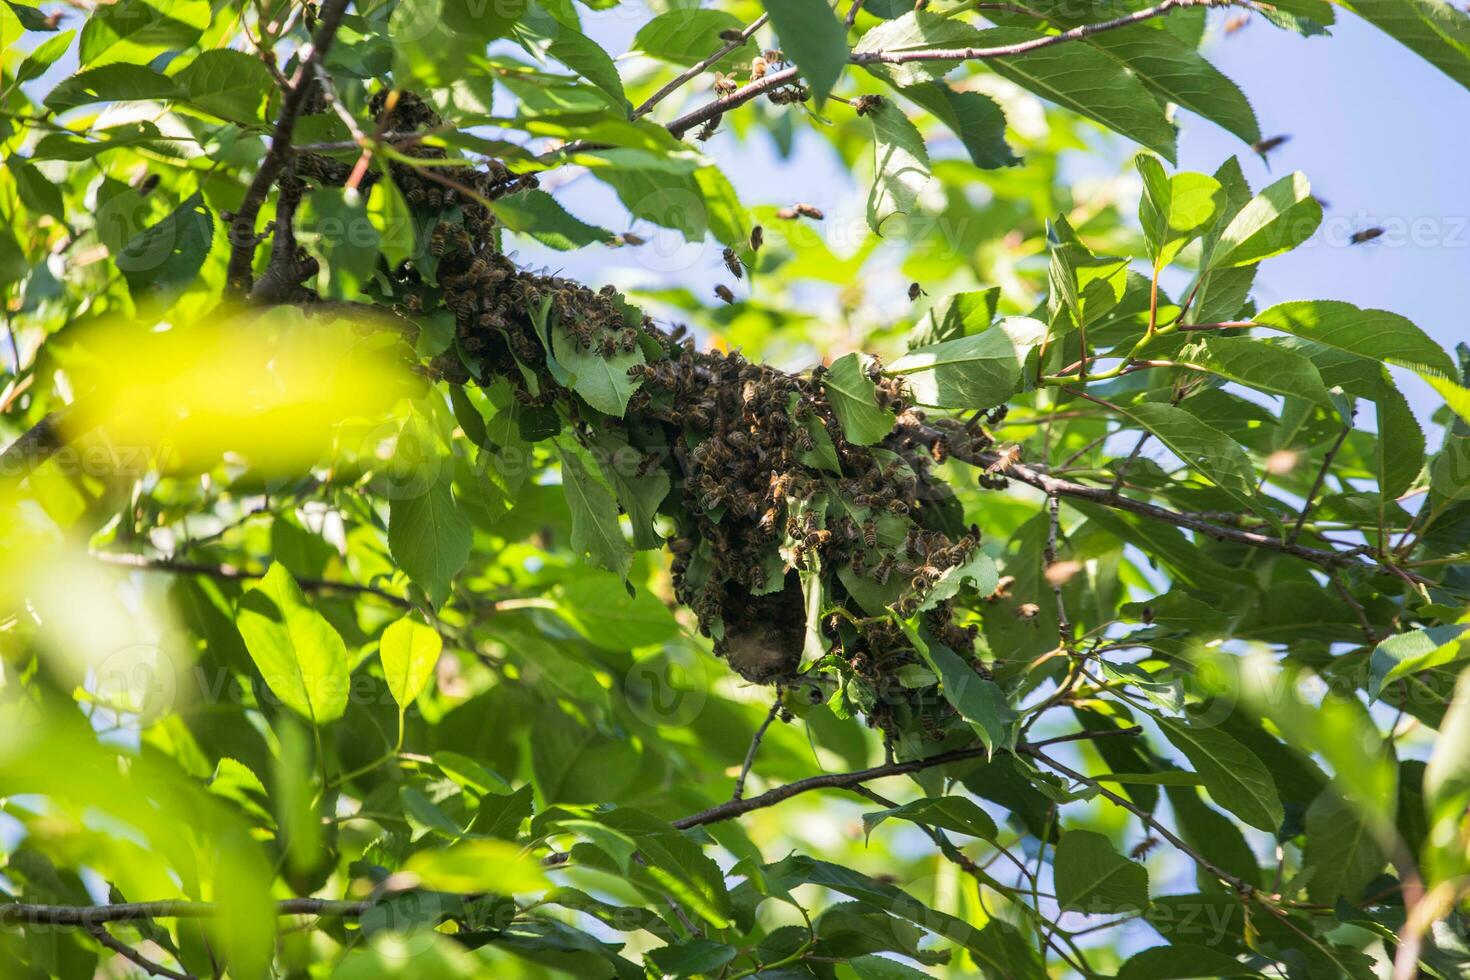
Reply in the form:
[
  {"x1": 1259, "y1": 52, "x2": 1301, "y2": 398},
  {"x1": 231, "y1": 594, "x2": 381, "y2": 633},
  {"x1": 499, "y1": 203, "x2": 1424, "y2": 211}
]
[{"x1": 294, "y1": 92, "x2": 1011, "y2": 747}]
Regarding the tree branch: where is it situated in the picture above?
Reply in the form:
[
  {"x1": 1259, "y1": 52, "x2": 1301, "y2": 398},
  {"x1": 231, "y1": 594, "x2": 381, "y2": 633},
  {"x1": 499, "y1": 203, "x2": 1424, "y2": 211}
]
[
  {"x1": 635, "y1": 13, "x2": 769, "y2": 119},
  {"x1": 87, "y1": 923, "x2": 197, "y2": 980},
  {"x1": 224, "y1": 0, "x2": 352, "y2": 298},
  {"x1": 666, "y1": 66, "x2": 801, "y2": 138},
  {"x1": 91, "y1": 552, "x2": 412, "y2": 609},
  {"x1": 850, "y1": 0, "x2": 1222, "y2": 66}
]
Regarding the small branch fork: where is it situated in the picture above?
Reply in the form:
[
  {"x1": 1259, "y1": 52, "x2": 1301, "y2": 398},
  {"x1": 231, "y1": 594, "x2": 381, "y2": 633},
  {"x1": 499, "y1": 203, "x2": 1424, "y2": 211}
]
[
  {"x1": 731, "y1": 693, "x2": 783, "y2": 801},
  {"x1": 86, "y1": 923, "x2": 196, "y2": 980}
]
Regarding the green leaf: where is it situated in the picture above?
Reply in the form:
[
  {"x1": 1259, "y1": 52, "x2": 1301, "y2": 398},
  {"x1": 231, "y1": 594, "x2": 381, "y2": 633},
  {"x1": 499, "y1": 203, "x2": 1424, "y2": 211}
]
[
  {"x1": 917, "y1": 550, "x2": 998, "y2": 613},
  {"x1": 77, "y1": 0, "x2": 209, "y2": 67},
  {"x1": 8, "y1": 158, "x2": 65, "y2": 223},
  {"x1": 379, "y1": 615, "x2": 442, "y2": 712},
  {"x1": 1425, "y1": 666, "x2": 1470, "y2": 882},
  {"x1": 910, "y1": 630, "x2": 1014, "y2": 754},
  {"x1": 1162, "y1": 336, "x2": 1335, "y2": 408},
  {"x1": 556, "y1": 575, "x2": 680, "y2": 650},
  {"x1": 645, "y1": 939, "x2": 739, "y2": 977},
  {"x1": 236, "y1": 564, "x2": 350, "y2": 725},
  {"x1": 889, "y1": 316, "x2": 1046, "y2": 408},
  {"x1": 493, "y1": 189, "x2": 612, "y2": 251},
  {"x1": 441, "y1": 0, "x2": 525, "y2": 41},
  {"x1": 1338, "y1": 0, "x2": 1470, "y2": 92},
  {"x1": 45, "y1": 63, "x2": 184, "y2": 112},
  {"x1": 1369, "y1": 624, "x2": 1470, "y2": 699},
  {"x1": 115, "y1": 191, "x2": 214, "y2": 314},
  {"x1": 1025, "y1": 0, "x2": 1261, "y2": 145},
  {"x1": 1053, "y1": 829, "x2": 1149, "y2": 914},
  {"x1": 559, "y1": 445, "x2": 634, "y2": 579},
  {"x1": 587, "y1": 150, "x2": 707, "y2": 241},
  {"x1": 634, "y1": 8, "x2": 746, "y2": 67},
  {"x1": 1255, "y1": 300, "x2": 1456, "y2": 379},
  {"x1": 388, "y1": 467, "x2": 473, "y2": 609},
  {"x1": 865, "y1": 97, "x2": 935, "y2": 233},
  {"x1": 402, "y1": 839, "x2": 549, "y2": 893},
  {"x1": 172, "y1": 49, "x2": 273, "y2": 124},
  {"x1": 693, "y1": 165, "x2": 750, "y2": 250},
  {"x1": 1108, "y1": 401, "x2": 1260, "y2": 512},
  {"x1": 862, "y1": 796, "x2": 999, "y2": 842},
  {"x1": 551, "y1": 319, "x2": 644, "y2": 417},
  {"x1": 762, "y1": 0, "x2": 848, "y2": 106},
  {"x1": 14, "y1": 28, "x2": 73, "y2": 84},
  {"x1": 518, "y1": 11, "x2": 630, "y2": 114},
  {"x1": 1207, "y1": 171, "x2": 1322, "y2": 269},
  {"x1": 898, "y1": 81, "x2": 1018, "y2": 169},
  {"x1": 970, "y1": 27, "x2": 1177, "y2": 160},
  {"x1": 1117, "y1": 944, "x2": 1259, "y2": 979},
  {"x1": 823, "y1": 353, "x2": 896, "y2": 445},
  {"x1": 849, "y1": 954, "x2": 935, "y2": 979},
  {"x1": 1300, "y1": 790, "x2": 1386, "y2": 905},
  {"x1": 1135, "y1": 154, "x2": 1223, "y2": 269},
  {"x1": 1152, "y1": 713, "x2": 1284, "y2": 832}
]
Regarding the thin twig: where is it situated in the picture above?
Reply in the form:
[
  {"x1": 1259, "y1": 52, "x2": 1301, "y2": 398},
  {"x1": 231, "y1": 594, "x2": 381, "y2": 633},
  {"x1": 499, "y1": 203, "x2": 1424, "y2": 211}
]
[
  {"x1": 1288, "y1": 423, "x2": 1351, "y2": 545},
  {"x1": 87, "y1": 924, "x2": 196, "y2": 980},
  {"x1": 848, "y1": 0, "x2": 1225, "y2": 65},
  {"x1": 634, "y1": 13, "x2": 768, "y2": 119},
  {"x1": 667, "y1": 66, "x2": 800, "y2": 138},
  {"x1": 1024, "y1": 746, "x2": 1256, "y2": 895},
  {"x1": 731, "y1": 693, "x2": 783, "y2": 801},
  {"x1": 844, "y1": 0, "x2": 865, "y2": 27},
  {"x1": 1044, "y1": 493, "x2": 1072, "y2": 644}
]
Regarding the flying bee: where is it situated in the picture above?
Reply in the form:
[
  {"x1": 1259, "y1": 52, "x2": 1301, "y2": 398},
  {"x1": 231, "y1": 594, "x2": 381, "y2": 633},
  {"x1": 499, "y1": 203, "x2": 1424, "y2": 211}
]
[
  {"x1": 988, "y1": 444, "x2": 1022, "y2": 473},
  {"x1": 777, "y1": 203, "x2": 824, "y2": 221},
  {"x1": 722, "y1": 246, "x2": 744, "y2": 280},
  {"x1": 617, "y1": 232, "x2": 647, "y2": 246},
  {"x1": 1252, "y1": 134, "x2": 1290, "y2": 156},
  {"x1": 852, "y1": 94, "x2": 885, "y2": 116},
  {"x1": 715, "y1": 284, "x2": 736, "y2": 304},
  {"x1": 750, "y1": 225, "x2": 764, "y2": 252},
  {"x1": 1351, "y1": 227, "x2": 1386, "y2": 245},
  {"x1": 1131, "y1": 837, "x2": 1161, "y2": 860},
  {"x1": 713, "y1": 72, "x2": 738, "y2": 96},
  {"x1": 1223, "y1": 12, "x2": 1249, "y2": 33},
  {"x1": 908, "y1": 282, "x2": 925, "y2": 302}
]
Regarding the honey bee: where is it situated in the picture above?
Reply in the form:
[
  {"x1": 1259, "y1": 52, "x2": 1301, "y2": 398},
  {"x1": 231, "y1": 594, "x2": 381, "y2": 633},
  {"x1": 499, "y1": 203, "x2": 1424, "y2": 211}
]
[
  {"x1": 930, "y1": 438, "x2": 950, "y2": 464},
  {"x1": 1016, "y1": 602, "x2": 1040, "y2": 620},
  {"x1": 888, "y1": 499, "x2": 909, "y2": 515},
  {"x1": 428, "y1": 222, "x2": 450, "y2": 256},
  {"x1": 697, "y1": 118, "x2": 720, "y2": 141},
  {"x1": 988, "y1": 444, "x2": 1022, "y2": 473},
  {"x1": 872, "y1": 556, "x2": 895, "y2": 585},
  {"x1": 1223, "y1": 12, "x2": 1249, "y2": 33},
  {"x1": 1130, "y1": 837, "x2": 1161, "y2": 860},
  {"x1": 715, "y1": 284, "x2": 736, "y2": 304},
  {"x1": 617, "y1": 232, "x2": 647, "y2": 246},
  {"x1": 852, "y1": 94, "x2": 885, "y2": 117},
  {"x1": 908, "y1": 282, "x2": 925, "y2": 301},
  {"x1": 635, "y1": 450, "x2": 663, "y2": 477},
  {"x1": 1351, "y1": 227, "x2": 1386, "y2": 245},
  {"x1": 776, "y1": 203, "x2": 824, "y2": 221},
  {"x1": 750, "y1": 56, "x2": 769, "y2": 80},
  {"x1": 718, "y1": 27, "x2": 745, "y2": 42},
  {"x1": 763, "y1": 49, "x2": 784, "y2": 64},
  {"x1": 750, "y1": 225, "x2": 764, "y2": 252},
  {"x1": 722, "y1": 246, "x2": 744, "y2": 280},
  {"x1": 793, "y1": 427, "x2": 815, "y2": 453},
  {"x1": 714, "y1": 72, "x2": 738, "y2": 96},
  {"x1": 1252, "y1": 134, "x2": 1289, "y2": 156},
  {"x1": 862, "y1": 521, "x2": 878, "y2": 548},
  {"x1": 668, "y1": 537, "x2": 695, "y2": 556}
]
